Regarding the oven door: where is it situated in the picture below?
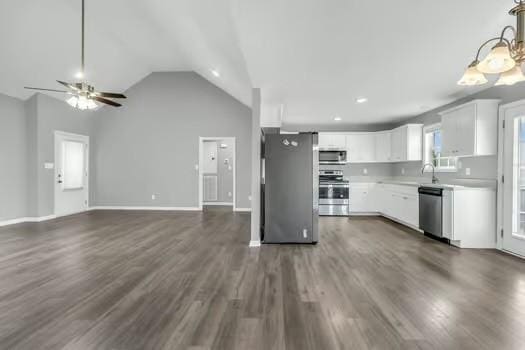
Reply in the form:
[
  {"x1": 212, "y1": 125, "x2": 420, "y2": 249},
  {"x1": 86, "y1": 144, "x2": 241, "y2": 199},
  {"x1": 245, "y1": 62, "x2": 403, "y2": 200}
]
[{"x1": 319, "y1": 184, "x2": 349, "y2": 204}]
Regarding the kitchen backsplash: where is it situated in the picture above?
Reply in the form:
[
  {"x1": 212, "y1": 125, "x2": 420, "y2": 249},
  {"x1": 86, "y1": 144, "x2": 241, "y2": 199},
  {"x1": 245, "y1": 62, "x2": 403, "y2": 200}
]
[{"x1": 321, "y1": 155, "x2": 497, "y2": 183}]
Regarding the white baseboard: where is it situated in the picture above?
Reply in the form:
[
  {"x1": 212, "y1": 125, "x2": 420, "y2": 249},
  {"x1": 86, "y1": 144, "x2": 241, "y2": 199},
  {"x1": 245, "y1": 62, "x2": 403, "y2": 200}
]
[
  {"x1": 349, "y1": 212, "x2": 381, "y2": 217},
  {"x1": 203, "y1": 202, "x2": 233, "y2": 206},
  {"x1": 235, "y1": 208, "x2": 252, "y2": 212},
  {"x1": 249, "y1": 240, "x2": 261, "y2": 247},
  {"x1": 89, "y1": 206, "x2": 201, "y2": 211},
  {"x1": 0, "y1": 214, "x2": 57, "y2": 227}
]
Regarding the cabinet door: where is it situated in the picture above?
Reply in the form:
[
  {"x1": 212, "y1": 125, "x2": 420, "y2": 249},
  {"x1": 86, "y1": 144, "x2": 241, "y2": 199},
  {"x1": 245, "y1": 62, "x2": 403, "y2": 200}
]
[
  {"x1": 455, "y1": 104, "x2": 476, "y2": 156},
  {"x1": 351, "y1": 184, "x2": 374, "y2": 212},
  {"x1": 402, "y1": 194, "x2": 419, "y2": 227},
  {"x1": 319, "y1": 134, "x2": 346, "y2": 149},
  {"x1": 347, "y1": 134, "x2": 375, "y2": 162},
  {"x1": 375, "y1": 132, "x2": 391, "y2": 162},
  {"x1": 391, "y1": 128, "x2": 406, "y2": 162},
  {"x1": 441, "y1": 114, "x2": 457, "y2": 157}
]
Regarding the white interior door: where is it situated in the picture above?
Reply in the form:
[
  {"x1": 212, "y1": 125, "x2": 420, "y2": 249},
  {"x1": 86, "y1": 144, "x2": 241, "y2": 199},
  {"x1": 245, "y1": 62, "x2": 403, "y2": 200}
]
[
  {"x1": 202, "y1": 141, "x2": 218, "y2": 174},
  {"x1": 502, "y1": 103, "x2": 525, "y2": 257},
  {"x1": 54, "y1": 131, "x2": 89, "y2": 216}
]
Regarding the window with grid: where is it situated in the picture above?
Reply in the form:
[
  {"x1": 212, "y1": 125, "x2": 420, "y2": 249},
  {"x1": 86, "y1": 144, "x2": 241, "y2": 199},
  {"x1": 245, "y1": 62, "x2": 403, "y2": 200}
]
[{"x1": 423, "y1": 124, "x2": 457, "y2": 172}]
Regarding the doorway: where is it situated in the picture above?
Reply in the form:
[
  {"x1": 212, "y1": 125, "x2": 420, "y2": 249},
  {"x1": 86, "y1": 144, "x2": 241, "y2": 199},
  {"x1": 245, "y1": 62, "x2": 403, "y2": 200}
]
[
  {"x1": 54, "y1": 131, "x2": 89, "y2": 217},
  {"x1": 198, "y1": 137, "x2": 236, "y2": 211},
  {"x1": 499, "y1": 101, "x2": 525, "y2": 257}
]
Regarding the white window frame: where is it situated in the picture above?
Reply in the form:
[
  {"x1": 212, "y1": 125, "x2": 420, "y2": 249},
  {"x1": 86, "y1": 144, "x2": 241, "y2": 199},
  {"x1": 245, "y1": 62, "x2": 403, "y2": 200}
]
[{"x1": 422, "y1": 123, "x2": 458, "y2": 173}]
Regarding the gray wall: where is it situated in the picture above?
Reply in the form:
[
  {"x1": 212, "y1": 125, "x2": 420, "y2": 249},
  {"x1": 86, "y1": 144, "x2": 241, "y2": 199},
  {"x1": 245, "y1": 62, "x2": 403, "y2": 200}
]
[
  {"x1": 0, "y1": 94, "x2": 27, "y2": 221},
  {"x1": 31, "y1": 94, "x2": 95, "y2": 216},
  {"x1": 92, "y1": 72, "x2": 252, "y2": 209}
]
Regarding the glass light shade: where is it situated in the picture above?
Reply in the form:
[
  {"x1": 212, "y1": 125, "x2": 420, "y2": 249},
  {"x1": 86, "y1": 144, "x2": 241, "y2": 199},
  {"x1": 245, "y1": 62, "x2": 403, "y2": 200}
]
[
  {"x1": 457, "y1": 63, "x2": 488, "y2": 86},
  {"x1": 477, "y1": 42, "x2": 516, "y2": 74},
  {"x1": 495, "y1": 65, "x2": 525, "y2": 86},
  {"x1": 66, "y1": 95, "x2": 97, "y2": 110}
]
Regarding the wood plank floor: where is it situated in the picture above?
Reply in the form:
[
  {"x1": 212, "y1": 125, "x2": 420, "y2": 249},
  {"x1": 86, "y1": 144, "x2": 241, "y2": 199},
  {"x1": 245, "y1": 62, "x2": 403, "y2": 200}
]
[{"x1": 0, "y1": 210, "x2": 524, "y2": 350}]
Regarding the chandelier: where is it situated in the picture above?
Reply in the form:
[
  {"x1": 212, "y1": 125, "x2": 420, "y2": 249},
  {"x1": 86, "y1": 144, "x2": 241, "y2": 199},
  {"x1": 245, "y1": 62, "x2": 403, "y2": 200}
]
[{"x1": 458, "y1": 0, "x2": 525, "y2": 86}]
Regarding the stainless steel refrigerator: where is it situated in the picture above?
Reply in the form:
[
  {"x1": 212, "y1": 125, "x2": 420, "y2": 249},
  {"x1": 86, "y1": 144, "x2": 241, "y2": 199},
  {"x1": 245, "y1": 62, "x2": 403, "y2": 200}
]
[{"x1": 263, "y1": 132, "x2": 319, "y2": 243}]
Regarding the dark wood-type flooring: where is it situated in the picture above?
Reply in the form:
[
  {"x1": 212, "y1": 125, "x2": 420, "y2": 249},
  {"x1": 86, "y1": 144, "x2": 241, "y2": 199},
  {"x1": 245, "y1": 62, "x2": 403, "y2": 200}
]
[{"x1": 0, "y1": 209, "x2": 524, "y2": 349}]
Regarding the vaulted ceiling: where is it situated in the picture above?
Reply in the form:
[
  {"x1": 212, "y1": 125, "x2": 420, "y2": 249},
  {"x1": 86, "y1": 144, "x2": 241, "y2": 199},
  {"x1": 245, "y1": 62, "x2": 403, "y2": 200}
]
[{"x1": 0, "y1": 0, "x2": 515, "y2": 125}]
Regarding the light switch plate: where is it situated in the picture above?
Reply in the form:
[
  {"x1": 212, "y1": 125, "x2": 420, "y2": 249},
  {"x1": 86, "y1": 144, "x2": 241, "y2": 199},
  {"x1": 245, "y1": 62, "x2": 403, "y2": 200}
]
[
  {"x1": 466, "y1": 168, "x2": 471, "y2": 176},
  {"x1": 363, "y1": 168, "x2": 368, "y2": 175},
  {"x1": 44, "y1": 162, "x2": 54, "y2": 169},
  {"x1": 401, "y1": 168, "x2": 405, "y2": 175},
  {"x1": 151, "y1": 194, "x2": 156, "y2": 200}
]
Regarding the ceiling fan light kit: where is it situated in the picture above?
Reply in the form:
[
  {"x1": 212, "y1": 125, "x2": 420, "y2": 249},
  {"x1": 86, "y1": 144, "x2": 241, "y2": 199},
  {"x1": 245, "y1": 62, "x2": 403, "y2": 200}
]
[
  {"x1": 459, "y1": 0, "x2": 525, "y2": 86},
  {"x1": 24, "y1": 0, "x2": 126, "y2": 109}
]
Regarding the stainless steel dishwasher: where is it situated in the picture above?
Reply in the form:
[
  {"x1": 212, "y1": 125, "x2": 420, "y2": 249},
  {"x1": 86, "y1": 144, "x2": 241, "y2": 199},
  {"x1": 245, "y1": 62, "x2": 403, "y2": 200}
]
[{"x1": 418, "y1": 186, "x2": 443, "y2": 238}]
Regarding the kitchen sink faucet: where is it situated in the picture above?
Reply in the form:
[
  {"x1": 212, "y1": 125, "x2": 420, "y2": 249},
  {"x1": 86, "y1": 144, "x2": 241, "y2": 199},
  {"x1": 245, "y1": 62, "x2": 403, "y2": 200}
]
[{"x1": 421, "y1": 163, "x2": 439, "y2": 184}]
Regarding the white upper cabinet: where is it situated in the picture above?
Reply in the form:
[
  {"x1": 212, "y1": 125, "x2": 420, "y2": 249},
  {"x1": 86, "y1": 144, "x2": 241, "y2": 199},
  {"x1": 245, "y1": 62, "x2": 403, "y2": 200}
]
[
  {"x1": 390, "y1": 125, "x2": 423, "y2": 162},
  {"x1": 318, "y1": 123, "x2": 422, "y2": 163},
  {"x1": 346, "y1": 133, "x2": 375, "y2": 163},
  {"x1": 375, "y1": 131, "x2": 391, "y2": 162},
  {"x1": 318, "y1": 133, "x2": 346, "y2": 150},
  {"x1": 439, "y1": 99, "x2": 500, "y2": 157}
]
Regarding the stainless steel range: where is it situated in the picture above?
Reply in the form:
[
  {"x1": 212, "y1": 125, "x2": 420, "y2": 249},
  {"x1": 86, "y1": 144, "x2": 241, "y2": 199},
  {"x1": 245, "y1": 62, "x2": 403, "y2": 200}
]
[{"x1": 319, "y1": 170, "x2": 349, "y2": 216}]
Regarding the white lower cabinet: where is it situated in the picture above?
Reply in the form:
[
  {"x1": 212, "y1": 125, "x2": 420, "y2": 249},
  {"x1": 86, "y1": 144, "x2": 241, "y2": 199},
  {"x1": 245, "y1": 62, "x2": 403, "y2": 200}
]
[
  {"x1": 442, "y1": 188, "x2": 496, "y2": 248},
  {"x1": 350, "y1": 182, "x2": 496, "y2": 248},
  {"x1": 351, "y1": 183, "x2": 419, "y2": 228},
  {"x1": 350, "y1": 183, "x2": 375, "y2": 213}
]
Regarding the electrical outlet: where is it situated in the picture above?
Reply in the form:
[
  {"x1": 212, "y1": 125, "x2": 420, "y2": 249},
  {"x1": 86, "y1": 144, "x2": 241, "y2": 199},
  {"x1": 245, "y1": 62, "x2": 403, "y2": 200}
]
[
  {"x1": 466, "y1": 168, "x2": 471, "y2": 176},
  {"x1": 401, "y1": 168, "x2": 405, "y2": 175},
  {"x1": 363, "y1": 168, "x2": 368, "y2": 175},
  {"x1": 228, "y1": 192, "x2": 232, "y2": 197},
  {"x1": 151, "y1": 194, "x2": 156, "y2": 200},
  {"x1": 194, "y1": 164, "x2": 199, "y2": 171},
  {"x1": 303, "y1": 229, "x2": 307, "y2": 238},
  {"x1": 248, "y1": 195, "x2": 252, "y2": 201}
]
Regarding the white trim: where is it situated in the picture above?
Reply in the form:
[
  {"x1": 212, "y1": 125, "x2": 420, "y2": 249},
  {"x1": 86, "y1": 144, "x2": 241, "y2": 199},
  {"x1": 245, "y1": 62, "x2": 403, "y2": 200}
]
[
  {"x1": 497, "y1": 99, "x2": 525, "y2": 253},
  {"x1": 89, "y1": 206, "x2": 201, "y2": 211},
  {"x1": 249, "y1": 240, "x2": 261, "y2": 247},
  {"x1": 422, "y1": 123, "x2": 458, "y2": 173},
  {"x1": 234, "y1": 208, "x2": 252, "y2": 212},
  {"x1": 54, "y1": 130, "x2": 90, "y2": 216},
  {"x1": 199, "y1": 137, "x2": 236, "y2": 211},
  {"x1": 203, "y1": 202, "x2": 233, "y2": 206},
  {"x1": 497, "y1": 102, "x2": 507, "y2": 251},
  {"x1": 0, "y1": 215, "x2": 57, "y2": 227}
]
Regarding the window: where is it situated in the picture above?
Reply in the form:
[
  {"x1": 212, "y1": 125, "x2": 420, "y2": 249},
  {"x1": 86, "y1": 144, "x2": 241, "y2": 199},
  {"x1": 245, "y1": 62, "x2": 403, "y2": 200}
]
[
  {"x1": 512, "y1": 116, "x2": 525, "y2": 237},
  {"x1": 62, "y1": 140, "x2": 85, "y2": 190},
  {"x1": 423, "y1": 124, "x2": 457, "y2": 172}
]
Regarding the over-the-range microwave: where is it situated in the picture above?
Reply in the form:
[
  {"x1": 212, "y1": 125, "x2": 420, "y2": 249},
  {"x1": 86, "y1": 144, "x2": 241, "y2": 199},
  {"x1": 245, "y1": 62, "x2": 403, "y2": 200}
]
[{"x1": 319, "y1": 150, "x2": 347, "y2": 165}]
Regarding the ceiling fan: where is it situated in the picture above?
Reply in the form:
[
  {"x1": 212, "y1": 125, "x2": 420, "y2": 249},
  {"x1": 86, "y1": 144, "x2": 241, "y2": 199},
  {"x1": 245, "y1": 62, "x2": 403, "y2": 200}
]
[{"x1": 24, "y1": 0, "x2": 126, "y2": 109}]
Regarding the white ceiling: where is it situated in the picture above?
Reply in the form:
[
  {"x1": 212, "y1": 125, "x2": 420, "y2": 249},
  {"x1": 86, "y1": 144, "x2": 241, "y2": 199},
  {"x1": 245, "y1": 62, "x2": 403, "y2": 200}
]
[{"x1": 0, "y1": 0, "x2": 516, "y2": 125}]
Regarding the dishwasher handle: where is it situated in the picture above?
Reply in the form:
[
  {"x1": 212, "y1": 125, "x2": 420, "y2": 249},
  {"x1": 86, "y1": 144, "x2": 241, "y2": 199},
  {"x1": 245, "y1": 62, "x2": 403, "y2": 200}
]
[{"x1": 418, "y1": 187, "x2": 443, "y2": 196}]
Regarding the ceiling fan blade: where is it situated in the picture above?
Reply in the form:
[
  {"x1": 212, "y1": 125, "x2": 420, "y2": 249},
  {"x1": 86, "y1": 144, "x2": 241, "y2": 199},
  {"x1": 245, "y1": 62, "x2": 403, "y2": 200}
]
[
  {"x1": 96, "y1": 92, "x2": 127, "y2": 99},
  {"x1": 24, "y1": 87, "x2": 68, "y2": 93},
  {"x1": 57, "y1": 80, "x2": 80, "y2": 91},
  {"x1": 93, "y1": 96, "x2": 122, "y2": 107}
]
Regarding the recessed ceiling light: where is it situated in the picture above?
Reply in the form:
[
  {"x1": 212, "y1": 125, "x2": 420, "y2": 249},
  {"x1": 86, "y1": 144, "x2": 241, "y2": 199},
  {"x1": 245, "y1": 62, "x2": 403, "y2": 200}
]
[
  {"x1": 356, "y1": 97, "x2": 368, "y2": 104},
  {"x1": 334, "y1": 116, "x2": 342, "y2": 121},
  {"x1": 211, "y1": 69, "x2": 220, "y2": 78}
]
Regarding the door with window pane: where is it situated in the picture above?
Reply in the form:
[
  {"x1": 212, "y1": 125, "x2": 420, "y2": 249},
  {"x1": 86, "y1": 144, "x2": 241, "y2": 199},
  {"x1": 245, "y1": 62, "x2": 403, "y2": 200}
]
[
  {"x1": 502, "y1": 103, "x2": 525, "y2": 257},
  {"x1": 54, "y1": 131, "x2": 89, "y2": 216}
]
